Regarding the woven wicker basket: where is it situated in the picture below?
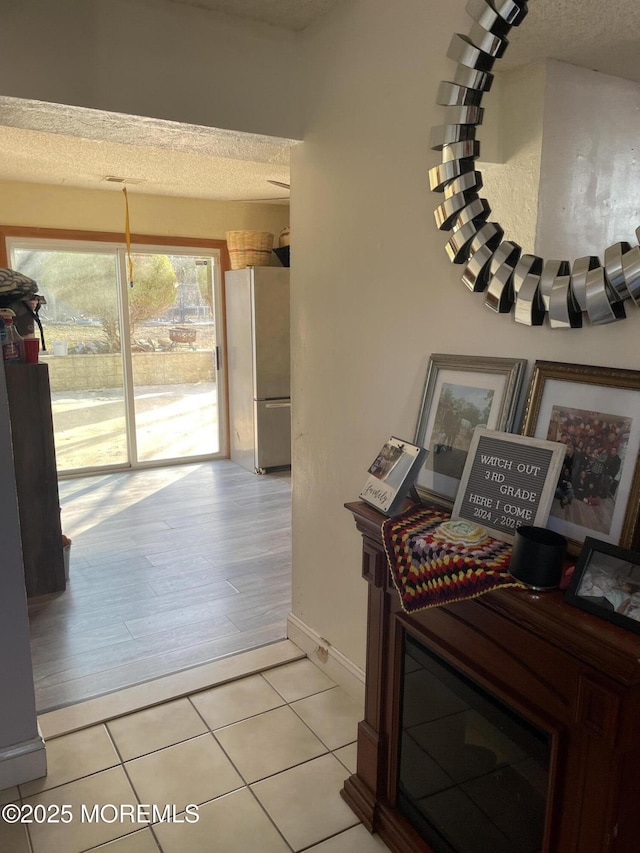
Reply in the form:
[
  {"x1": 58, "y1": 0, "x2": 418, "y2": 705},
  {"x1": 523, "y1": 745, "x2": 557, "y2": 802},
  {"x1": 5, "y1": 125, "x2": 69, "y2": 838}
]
[{"x1": 226, "y1": 231, "x2": 274, "y2": 269}]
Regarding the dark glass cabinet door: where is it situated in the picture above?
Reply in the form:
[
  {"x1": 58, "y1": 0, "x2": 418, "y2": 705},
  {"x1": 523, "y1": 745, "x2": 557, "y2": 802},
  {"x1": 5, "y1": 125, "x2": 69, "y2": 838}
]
[{"x1": 398, "y1": 632, "x2": 549, "y2": 853}]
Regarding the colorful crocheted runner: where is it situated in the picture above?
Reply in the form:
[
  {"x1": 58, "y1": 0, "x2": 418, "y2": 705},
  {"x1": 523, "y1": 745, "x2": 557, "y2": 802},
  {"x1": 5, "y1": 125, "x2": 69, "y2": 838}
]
[{"x1": 382, "y1": 505, "x2": 523, "y2": 613}]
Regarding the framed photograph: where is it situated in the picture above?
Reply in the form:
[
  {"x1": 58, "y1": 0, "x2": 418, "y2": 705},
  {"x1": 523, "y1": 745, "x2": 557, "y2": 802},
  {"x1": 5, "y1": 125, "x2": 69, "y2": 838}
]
[
  {"x1": 360, "y1": 436, "x2": 428, "y2": 516},
  {"x1": 565, "y1": 537, "x2": 640, "y2": 634},
  {"x1": 522, "y1": 361, "x2": 640, "y2": 553},
  {"x1": 413, "y1": 354, "x2": 526, "y2": 506}
]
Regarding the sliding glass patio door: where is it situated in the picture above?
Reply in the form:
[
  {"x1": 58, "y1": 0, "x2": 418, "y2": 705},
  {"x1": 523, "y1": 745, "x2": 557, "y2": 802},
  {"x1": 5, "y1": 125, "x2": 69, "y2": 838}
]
[
  {"x1": 127, "y1": 251, "x2": 221, "y2": 463},
  {"x1": 9, "y1": 239, "x2": 226, "y2": 473}
]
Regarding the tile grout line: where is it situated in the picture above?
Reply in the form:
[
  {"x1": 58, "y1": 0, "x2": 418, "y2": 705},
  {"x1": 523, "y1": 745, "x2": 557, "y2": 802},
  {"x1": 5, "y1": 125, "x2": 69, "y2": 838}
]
[
  {"x1": 103, "y1": 720, "x2": 167, "y2": 853},
  {"x1": 177, "y1": 694, "x2": 295, "y2": 850},
  {"x1": 4, "y1": 676, "x2": 362, "y2": 852},
  {"x1": 117, "y1": 763, "x2": 163, "y2": 853},
  {"x1": 184, "y1": 690, "x2": 303, "y2": 853},
  {"x1": 245, "y1": 785, "x2": 295, "y2": 853},
  {"x1": 285, "y1": 688, "x2": 357, "y2": 755}
]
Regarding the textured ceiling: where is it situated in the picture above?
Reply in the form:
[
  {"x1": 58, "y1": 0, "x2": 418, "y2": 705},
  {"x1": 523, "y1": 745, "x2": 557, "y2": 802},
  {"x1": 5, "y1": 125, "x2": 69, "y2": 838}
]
[
  {"x1": 0, "y1": 0, "x2": 341, "y2": 202},
  {"x1": 0, "y1": 0, "x2": 637, "y2": 203},
  {"x1": 160, "y1": 0, "x2": 344, "y2": 31},
  {"x1": 505, "y1": 0, "x2": 640, "y2": 83},
  {"x1": 0, "y1": 97, "x2": 294, "y2": 202}
]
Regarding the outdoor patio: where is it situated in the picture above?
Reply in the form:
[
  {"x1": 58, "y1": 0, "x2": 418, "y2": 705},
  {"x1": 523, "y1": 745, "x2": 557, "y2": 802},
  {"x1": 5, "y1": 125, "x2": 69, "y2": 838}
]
[{"x1": 50, "y1": 380, "x2": 220, "y2": 470}]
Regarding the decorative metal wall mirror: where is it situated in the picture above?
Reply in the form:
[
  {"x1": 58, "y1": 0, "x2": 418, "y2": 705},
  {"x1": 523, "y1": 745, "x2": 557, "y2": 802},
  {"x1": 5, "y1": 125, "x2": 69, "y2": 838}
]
[{"x1": 430, "y1": 0, "x2": 640, "y2": 328}]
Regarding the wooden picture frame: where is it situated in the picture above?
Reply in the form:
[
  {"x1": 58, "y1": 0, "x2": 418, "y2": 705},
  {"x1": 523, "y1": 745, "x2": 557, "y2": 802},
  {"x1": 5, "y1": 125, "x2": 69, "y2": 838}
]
[
  {"x1": 521, "y1": 360, "x2": 640, "y2": 554},
  {"x1": 413, "y1": 354, "x2": 526, "y2": 506},
  {"x1": 565, "y1": 537, "x2": 640, "y2": 634}
]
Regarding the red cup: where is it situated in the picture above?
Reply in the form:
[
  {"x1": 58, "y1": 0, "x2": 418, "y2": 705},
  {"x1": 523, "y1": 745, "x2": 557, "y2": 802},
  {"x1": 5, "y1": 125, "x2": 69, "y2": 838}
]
[{"x1": 23, "y1": 338, "x2": 40, "y2": 364}]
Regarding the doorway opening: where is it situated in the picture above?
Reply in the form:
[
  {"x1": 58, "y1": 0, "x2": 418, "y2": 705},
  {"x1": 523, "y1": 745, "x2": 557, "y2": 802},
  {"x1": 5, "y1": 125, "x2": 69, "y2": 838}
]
[{"x1": 5, "y1": 230, "x2": 292, "y2": 714}]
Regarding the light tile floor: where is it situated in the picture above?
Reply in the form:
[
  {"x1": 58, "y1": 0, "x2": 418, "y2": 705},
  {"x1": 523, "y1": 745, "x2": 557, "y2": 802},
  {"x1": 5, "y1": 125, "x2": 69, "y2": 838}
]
[{"x1": 1, "y1": 657, "x2": 390, "y2": 853}]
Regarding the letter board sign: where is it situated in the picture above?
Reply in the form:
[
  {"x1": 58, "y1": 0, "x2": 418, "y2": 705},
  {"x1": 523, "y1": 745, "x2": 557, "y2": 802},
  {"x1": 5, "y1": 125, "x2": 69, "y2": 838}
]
[{"x1": 452, "y1": 428, "x2": 566, "y2": 542}]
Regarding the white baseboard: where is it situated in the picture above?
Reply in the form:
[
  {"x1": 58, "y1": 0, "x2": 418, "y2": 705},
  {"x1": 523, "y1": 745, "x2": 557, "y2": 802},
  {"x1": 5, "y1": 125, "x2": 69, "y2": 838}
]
[
  {"x1": 287, "y1": 613, "x2": 365, "y2": 705},
  {"x1": 0, "y1": 726, "x2": 47, "y2": 790}
]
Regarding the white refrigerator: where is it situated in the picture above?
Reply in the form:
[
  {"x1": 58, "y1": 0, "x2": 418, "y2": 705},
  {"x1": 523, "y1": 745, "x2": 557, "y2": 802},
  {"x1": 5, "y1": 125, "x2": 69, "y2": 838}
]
[{"x1": 225, "y1": 266, "x2": 291, "y2": 473}]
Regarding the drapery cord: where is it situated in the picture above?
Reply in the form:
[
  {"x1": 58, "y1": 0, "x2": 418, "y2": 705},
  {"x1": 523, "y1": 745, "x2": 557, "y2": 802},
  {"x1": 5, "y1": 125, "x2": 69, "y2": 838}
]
[{"x1": 123, "y1": 187, "x2": 134, "y2": 287}]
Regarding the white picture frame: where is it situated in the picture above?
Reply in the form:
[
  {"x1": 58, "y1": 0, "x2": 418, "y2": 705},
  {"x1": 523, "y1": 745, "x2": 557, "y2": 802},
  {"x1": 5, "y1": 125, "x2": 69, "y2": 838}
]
[{"x1": 360, "y1": 436, "x2": 427, "y2": 516}]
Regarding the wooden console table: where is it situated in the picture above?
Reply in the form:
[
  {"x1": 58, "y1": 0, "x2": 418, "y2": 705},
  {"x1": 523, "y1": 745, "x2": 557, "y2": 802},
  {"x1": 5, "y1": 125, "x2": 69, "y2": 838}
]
[{"x1": 342, "y1": 501, "x2": 640, "y2": 853}]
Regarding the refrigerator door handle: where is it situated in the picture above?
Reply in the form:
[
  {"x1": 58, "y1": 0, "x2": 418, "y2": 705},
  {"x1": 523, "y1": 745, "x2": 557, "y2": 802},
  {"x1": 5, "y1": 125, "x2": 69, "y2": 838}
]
[{"x1": 264, "y1": 401, "x2": 291, "y2": 409}]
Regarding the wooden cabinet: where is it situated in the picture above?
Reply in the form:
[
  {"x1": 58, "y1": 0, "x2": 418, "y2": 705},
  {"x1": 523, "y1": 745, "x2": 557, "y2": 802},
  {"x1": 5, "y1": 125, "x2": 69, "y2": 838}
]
[
  {"x1": 342, "y1": 501, "x2": 640, "y2": 853},
  {"x1": 5, "y1": 363, "x2": 65, "y2": 597}
]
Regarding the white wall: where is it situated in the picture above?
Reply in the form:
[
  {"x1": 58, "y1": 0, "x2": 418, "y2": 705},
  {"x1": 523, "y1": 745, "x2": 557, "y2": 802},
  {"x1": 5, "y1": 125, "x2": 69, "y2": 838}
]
[
  {"x1": 478, "y1": 59, "x2": 640, "y2": 260},
  {"x1": 536, "y1": 60, "x2": 640, "y2": 259},
  {"x1": 478, "y1": 64, "x2": 546, "y2": 255},
  {"x1": 290, "y1": 0, "x2": 640, "y2": 672},
  {"x1": 0, "y1": 0, "x2": 301, "y2": 140},
  {"x1": 0, "y1": 181, "x2": 290, "y2": 240}
]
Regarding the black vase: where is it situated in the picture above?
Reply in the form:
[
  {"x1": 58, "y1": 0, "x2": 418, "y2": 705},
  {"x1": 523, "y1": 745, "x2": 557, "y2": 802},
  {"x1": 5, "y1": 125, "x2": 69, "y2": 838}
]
[
  {"x1": 509, "y1": 526, "x2": 567, "y2": 590},
  {"x1": 272, "y1": 247, "x2": 290, "y2": 267}
]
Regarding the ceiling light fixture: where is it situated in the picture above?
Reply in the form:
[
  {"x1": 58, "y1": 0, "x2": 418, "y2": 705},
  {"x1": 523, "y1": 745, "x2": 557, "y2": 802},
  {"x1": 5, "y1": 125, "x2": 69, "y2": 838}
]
[{"x1": 102, "y1": 176, "x2": 144, "y2": 185}]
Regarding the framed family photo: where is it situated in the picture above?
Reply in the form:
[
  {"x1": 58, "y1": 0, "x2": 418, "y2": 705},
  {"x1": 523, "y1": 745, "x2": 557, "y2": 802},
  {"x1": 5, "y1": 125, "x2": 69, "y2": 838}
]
[
  {"x1": 565, "y1": 537, "x2": 640, "y2": 635},
  {"x1": 522, "y1": 361, "x2": 640, "y2": 553},
  {"x1": 413, "y1": 354, "x2": 526, "y2": 506}
]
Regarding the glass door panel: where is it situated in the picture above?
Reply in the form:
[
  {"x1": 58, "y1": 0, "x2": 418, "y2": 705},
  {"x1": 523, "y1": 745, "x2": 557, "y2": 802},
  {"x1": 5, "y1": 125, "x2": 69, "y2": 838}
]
[
  {"x1": 9, "y1": 240, "x2": 225, "y2": 473},
  {"x1": 11, "y1": 247, "x2": 128, "y2": 471},
  {"x1": 127, "y1": 251, "x2": 221, "y2": 463}
]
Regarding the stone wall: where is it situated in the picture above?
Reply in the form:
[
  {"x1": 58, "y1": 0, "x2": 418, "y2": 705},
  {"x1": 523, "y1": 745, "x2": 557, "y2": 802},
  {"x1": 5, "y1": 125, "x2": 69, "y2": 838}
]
[{"x1": 43, "y1": 351, "x2": 216, "y2": 392}]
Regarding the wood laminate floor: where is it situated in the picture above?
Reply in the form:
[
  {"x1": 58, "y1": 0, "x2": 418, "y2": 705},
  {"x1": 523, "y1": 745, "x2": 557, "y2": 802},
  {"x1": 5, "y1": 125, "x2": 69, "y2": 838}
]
[{"x1": 28, "y1": 461, "x2": 291, "y2": 713}]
